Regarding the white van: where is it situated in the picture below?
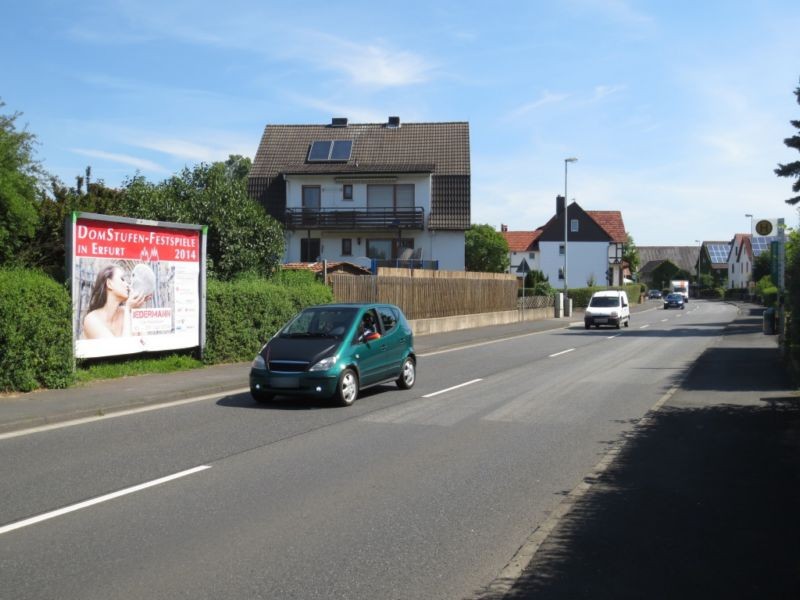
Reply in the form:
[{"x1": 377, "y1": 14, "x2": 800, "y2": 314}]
[{"x1": 584, "y1": 290, "x2": 630, "y2": 329}]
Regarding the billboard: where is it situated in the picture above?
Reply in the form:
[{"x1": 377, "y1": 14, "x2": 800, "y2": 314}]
[{"x1": 67, "y1": 212, "x2": 207, "y2": 359}]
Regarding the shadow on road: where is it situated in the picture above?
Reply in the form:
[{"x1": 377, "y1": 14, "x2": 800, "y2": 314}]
[
  {"x1": 479, "y1": 399, "x2": 800, "y2": 599},
  {"x1": 474, "y1": 319, "x2": 800, "y2": 600}
]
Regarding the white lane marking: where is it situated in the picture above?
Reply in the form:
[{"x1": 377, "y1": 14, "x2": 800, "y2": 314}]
[
  {"x1": 422, "y1": 379, "x2": 483, "y2": 398},
  {"x1": 607, "y1": 334, "x2": 621, "y2": 339},
  {"x1": 549, "y1": 348, "x2": 575, "y2": 358},
  {"x1": 0, "y1": 388, "x2": 250, "y2": 441},
  {"x1": 661, "y1": 319, "x2": 669, "y2": 322},
  {"x1": 0, "y1": 465, "x2": 211, "y2": 536},
  {"x1": 639, "y1": 324, "x2": 650, "y2": 329}
]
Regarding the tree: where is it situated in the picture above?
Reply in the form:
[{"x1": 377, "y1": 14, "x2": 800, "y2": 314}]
[
  {"x1": 524, "y1": 269, "x2": 554, "y2": 296},
  {"x1": 122, "y1": 159, "x2": 284, "y2": 280},
  {"x1": 622, "y1": 232, "x2": 640, "y2": 273},
  {"x1": 752, "y1": 250, "x2": 771, "y2": 283},
  {"x1": 24, "y1": 173, "x2": 126, "y2": 278},
  {"x1": 775, "y1": 80, "x2": 800, "y2": 204},
  {"x1": 0, "y1": 101, "x2": 42, "y2": 265},
  {"x1": 465, "y1": 224, "x2": 510, "y2": 272},
  {"x1": 649, "y1": 260, "x2": 689, "y2": 291}
]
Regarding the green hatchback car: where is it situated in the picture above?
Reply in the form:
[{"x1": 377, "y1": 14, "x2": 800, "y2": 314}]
[{"x1": 249, "y1": 303, "x2": 416, "y2": 406}]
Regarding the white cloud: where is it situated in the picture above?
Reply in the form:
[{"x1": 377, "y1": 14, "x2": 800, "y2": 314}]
[
  {"x1": 70, "y1": 148, "x2": 169, "y2": 173},
  {"x1": 506, "y1": 92, "x2": 570, "y2": 120},
  {"x1": 592, "y1": 84, "x2": 627, "y2": 100},
  {"x1": 295, "y1": 32, "x2": 437, "y2": 88}
]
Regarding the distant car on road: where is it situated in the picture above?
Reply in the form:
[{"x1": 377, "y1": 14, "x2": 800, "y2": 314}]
[
  {"x1": 663, "y1": 293, "x2": 685, "y2": 309},
  {"x1": 249, "y1": 303, "x2": 416, "y2": 406},
  {"x1": 648, "y1": 289, "x2": 662, "y2": 299}
]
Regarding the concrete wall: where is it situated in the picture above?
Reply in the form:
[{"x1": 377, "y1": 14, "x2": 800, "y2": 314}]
[{"x1": 409, "y1": 306, "x2": 554, "y2": 336}]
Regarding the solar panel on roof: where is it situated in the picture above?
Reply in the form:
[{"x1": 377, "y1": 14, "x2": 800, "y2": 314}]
[
  {"x1": 308, "y1": 139, "x2": 353, "y2": 162},
  {"x1": 706, "y1": 243, "x2": 731, "y2": 263},
  {"x1": 330, "y1": 140, "x2": 352, "y2": 160},
  {"x1": 752, "y1": 236, "x2": 777, "y2": 257}
]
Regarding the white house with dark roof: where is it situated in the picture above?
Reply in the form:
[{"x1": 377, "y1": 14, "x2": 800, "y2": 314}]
[
  {"x1": 536, "y1": 198, "x2": 628, "y2": 287},
  {"x1": 247, "y1": 117, "x2": 470, "y2": 271}
]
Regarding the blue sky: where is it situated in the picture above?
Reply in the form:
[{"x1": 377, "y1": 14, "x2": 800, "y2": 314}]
[{"x1": 3, "y1": 0, "x2": 799, "y2": 245}]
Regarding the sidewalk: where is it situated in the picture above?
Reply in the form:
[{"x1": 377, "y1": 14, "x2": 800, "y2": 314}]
[
  {"x1": 0, "y1": 303, "x2": 621, "y2": 434},
  {"x1": 483, "y1": 305, "x2": 800, "y2": 599}
]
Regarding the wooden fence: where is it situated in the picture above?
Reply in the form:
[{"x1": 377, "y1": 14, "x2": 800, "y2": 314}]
[{"x1": 329, "y1": 268, "x2": 520, "y2": 320}]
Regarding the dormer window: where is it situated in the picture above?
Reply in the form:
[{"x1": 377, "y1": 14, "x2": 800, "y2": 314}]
[{"x1": 308, "y1": 140, "x2": 353, "y2": 162}]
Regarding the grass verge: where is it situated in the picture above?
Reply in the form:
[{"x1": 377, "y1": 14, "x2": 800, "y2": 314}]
[{"x1": 75, "y1": 353, "x2": 204, "y2": 384}]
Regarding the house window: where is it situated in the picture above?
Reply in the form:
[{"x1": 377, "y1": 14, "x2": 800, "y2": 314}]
[
  {"x1": 366, "y1": 238, "x2": 414, "y2": 260},
  {"x1": 342, "y1": 184, "x2": 353, "y2": 200},
  {"x1": 571, "y1": 219, "x2": 579, "y2": 232},
  {"x1": 366, "y1": 239, "x2": 392, "y2": 260},
  {"x1": 342, "y1": 238, "x2": 352, "y2": 256},
  {"x1": 302, "y1": 186, "x2": 321, "y2": 210},
  {"x1": 559, "y1": 244, "x2": 565, "y2": 256},
  {"x1": 528, "y1": 252, "x2": 535, "y2": 259},
  {"x1": 367, "y1": 184, "x2": 415, "y2": 211},
  {"x1": 300, "y1": 238, "x2": 321, "y2": 262}
]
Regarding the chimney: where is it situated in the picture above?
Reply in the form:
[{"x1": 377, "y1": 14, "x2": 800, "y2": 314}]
[
  {"x1": 331, "y1": 117, "x2": 348, "y2": 127},
  {"x1": 556, "y1": 194, "x2": 566, "y2": 217},
  {"x1": 387, "y1": 116, "x2": 401, "y2": 128},
  {"x1": 501, "y1": 224, "x2": 508, "y2": 232}
]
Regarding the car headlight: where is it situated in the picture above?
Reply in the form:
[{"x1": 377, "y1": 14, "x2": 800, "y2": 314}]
[
  {"x1": 310, "y1": 355, "x2": 338, "y2": 371},
  {"x1": 610, "y1": 311, "x2": 619, "y2": 318},
  {"x1": 252, "y1": 354, "x2": 266, "y2": 369},
  {"x1": 585, "y1": 309, "x2": 594, "y2": 317}
]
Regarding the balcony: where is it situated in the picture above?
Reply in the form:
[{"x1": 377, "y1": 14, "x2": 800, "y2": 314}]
[
  {"x1": 370, "y1": 259, "x2": 439, "y2": 273},
  {"x1": 283, "y1": 207, "x2": 425, "y2": 231}
]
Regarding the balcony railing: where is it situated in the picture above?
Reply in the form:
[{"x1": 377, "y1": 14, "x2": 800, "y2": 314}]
[
  {"x1": 283, "y1": 207, "x2": 425, "y2": 231},
  {"x1": 370, "y1": 259, "x2": 439, "y2": 273}
]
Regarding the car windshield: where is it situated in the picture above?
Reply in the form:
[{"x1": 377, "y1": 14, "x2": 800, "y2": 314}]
[
  {"x1": 280, "y1": 307, "x2": 358, "y2": 339},
  {"x1": 589, "y1": 296, "x2": 620, "y2": 308},
  {"x1": 667, "y1": 294, "x2": 682, "y2": 301}
]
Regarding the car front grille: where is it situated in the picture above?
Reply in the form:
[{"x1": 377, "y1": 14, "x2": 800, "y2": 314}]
[{"x1": 268, "y1": 360, "x2": 309, "y2": 373}]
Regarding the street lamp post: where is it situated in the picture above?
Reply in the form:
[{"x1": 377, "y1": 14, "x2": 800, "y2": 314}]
[
  {"x1": 695, "y1": 239, "x2": 703, "y2": 294},
  {"x1": 563, "y1": 157, "x2": 578, "y2": 296},
  {"x1": 745, "y1": 213, "x2": 753, "y2": 235}
]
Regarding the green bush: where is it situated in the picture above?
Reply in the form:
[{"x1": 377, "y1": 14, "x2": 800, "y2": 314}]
[
  {"x1": 699, "y1": 287, "x2": 724, "y2": 299},
  {"x1": 566, "y1": 284, "x2": 643, "y2": 308},
  {"x1": 204, "y1": 272, "x2": 333, "y2": 363},
  {"x1": 761, "y1": 286, "x2": 779, "y2": 307},
  {"x1": 0, "y1": 268, "x2": 74, "y2": 392}
]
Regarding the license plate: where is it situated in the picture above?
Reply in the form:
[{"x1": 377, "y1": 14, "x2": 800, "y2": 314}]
[
  {"x1": 271, "y1": 377, "x2": 299, "y2": 389},
  {"x1": 595, "y1": 318, "x2": 608, "y2": 324}
]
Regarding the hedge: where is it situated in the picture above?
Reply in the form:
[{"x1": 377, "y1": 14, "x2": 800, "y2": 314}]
[
  {"x1": 566, "y1": 284, "x2": 644, "y2": 308},
  {"x1": 203, "y1": 271, "x2": 333, "y2": 363},
  {"x1": 0, "y1": 268, "x2": 74, "y2": 392}
]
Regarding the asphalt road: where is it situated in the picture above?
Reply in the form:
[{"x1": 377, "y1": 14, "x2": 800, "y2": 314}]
[{"x1": 0, "y1": 301, "x2": 739, "y2": 599}]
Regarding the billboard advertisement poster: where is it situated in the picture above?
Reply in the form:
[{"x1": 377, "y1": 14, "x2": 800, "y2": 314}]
[{"x1": 68, "y1": 212, "x2": 207, "y2": 359}]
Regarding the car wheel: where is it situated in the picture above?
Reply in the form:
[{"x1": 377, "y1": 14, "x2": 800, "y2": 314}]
[
  {"x1": 624, "y1": 318, "x2": 630, "y2": 328},
  {"x1": 335, "y1": 368, "x2": 359, "y2": 406},
  {"x1": 396, "y1": 357, "x2": 416, "y2": 389},
  {"x1": 584, "y1": 322, "x2": 590, "y2": 329},
  {"x1": 615, "y1": 321, "x2": 621, "y2": 329},
  {"x1": 251, "y1": 390, "x2": 274, "y2": 404}
]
